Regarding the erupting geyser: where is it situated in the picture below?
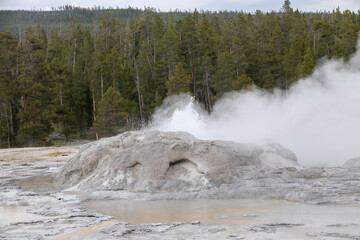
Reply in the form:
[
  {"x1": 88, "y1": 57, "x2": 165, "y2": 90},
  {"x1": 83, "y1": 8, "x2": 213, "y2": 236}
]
[{"x1": 151, "y1": 42, "x2": 360, "y2": 167}]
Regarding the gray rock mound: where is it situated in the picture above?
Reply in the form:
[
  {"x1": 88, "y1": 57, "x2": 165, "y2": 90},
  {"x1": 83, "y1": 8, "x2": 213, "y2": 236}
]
[
  {"x1": 343, "y1": 158, "x2": 360, "y2": 168},
  {"x1": 55, "y1": 131, "x2": 300, "y2": 192}
]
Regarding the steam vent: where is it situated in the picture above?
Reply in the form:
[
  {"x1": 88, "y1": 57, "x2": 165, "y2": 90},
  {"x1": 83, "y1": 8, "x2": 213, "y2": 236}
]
[{"x1": 56, "y1": 131, "x2": 300, "y2": 192}]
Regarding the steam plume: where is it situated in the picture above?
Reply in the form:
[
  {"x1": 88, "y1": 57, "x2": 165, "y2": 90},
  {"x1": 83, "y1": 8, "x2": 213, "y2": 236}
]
[{"x1": 151, "y1": 43, "x2": 360, "y2": 167}]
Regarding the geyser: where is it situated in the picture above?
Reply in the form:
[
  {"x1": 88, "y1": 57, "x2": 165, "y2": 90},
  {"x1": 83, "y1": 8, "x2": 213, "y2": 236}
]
[
  {"x1": 151, "y1": 42, "x2": 360, "y2": 167},
  {"x1": 56, "y1": 131, "x2": 299, "y2": 192}
]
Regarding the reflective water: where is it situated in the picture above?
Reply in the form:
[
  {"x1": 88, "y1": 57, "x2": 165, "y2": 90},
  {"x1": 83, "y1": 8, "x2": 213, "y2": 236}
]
[
  {"x1": 83, "y1": 198, "x2": 360, "y2": 226},
  {"x1": 84, "y1": 199, "x2": 269, "y2": 225},
  {"x1": 0, "y1": 205, "x2": 45, "y2": 226}
]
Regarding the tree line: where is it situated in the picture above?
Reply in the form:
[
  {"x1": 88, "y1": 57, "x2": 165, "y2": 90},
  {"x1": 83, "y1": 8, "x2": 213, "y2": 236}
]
[
  {"x1": 0, "y1": 0, "x2": 359, "y2": 147},
  {"x1": 0, "y1": 5, "x2": 187, "y2": 35}
]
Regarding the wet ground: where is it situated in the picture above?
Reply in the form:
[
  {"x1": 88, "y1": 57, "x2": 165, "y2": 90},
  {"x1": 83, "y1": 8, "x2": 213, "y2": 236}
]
[
  {"x1": 0, "y1": 205, "x2": 46, "y2": 225},
  {"x1": 1, "y1": 146, "x2": 360, "y2": 239},
  {"x1": 83, "y1": 198, "x2": 360, "y2": 239},
  {"x1": 83, "y1": 198, "x2": 360, "y2": 226},
  {"x1": 84, "y1": 199, "x2": 265, "y2": 225}
]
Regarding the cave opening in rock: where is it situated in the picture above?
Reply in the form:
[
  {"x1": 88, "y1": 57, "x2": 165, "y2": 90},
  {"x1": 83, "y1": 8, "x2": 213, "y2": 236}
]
[
  {"x1": 169, "y1": 159, "x2": 195, "y2": 167},
  {"x1": 168, "y1": 159, "x2": 204, "y2": 174}
]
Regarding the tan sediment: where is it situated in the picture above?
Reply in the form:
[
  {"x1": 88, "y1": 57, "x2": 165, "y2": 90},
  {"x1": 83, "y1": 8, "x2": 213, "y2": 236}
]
[
  {"x1": 53, "y1": 220, "x2": 119, "y2": 240},
  {"x1": 0, "y1": 146, "x2": 81, "y2": 163}
]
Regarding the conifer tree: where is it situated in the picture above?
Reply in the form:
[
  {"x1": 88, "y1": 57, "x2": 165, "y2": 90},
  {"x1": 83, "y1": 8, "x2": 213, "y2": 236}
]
[
  {"x1": 232, "y1": 74, "x2": 254, "y2": 91},
  {"x1": 17, "y1": 24, "x2": 55, "y2": 146},
  {"x1": 213, "y1": 52, "x2": 236, "y2": 97},
  {"x1": 156, "y1": 23, "x2": 179, "y2": 79},
  {"x1": 69, "y1": 22, "x2": 93, "y2": 137},
  {"x1": 93, "y1": 87, "x2": 128, "y2": 137},
  {"x1": 180, "y1": 14, "x2": 199, "y2": 97},
  {"x1": 166, "y1": 62, "x2": 192, "y2": 96},
  {"x1": 48, "y1": 57, "x2": 75, "y2": 141},
  {"x1": 0, "y1": 31, "x2": 19, "y2": 147},
  {"x1": 295, "y1": 47, "x2": 315, "y2": 80},
  {"x1": 262, "y1": 70, "x2": 276, "y2": 90}
]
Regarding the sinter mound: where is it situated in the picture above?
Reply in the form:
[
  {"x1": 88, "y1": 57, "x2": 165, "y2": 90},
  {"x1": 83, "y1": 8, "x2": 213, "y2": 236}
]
[
  {"x1": 343, "y1": 158, "x2": 360, "y2": 168},
  {"x1": 56, "y1": 131, "x2": 300, "y2": 192}
]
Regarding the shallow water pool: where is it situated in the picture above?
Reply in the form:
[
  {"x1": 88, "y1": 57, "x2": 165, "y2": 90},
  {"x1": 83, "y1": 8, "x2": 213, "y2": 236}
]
[
  {"x1": 83, "y1": 198, "x2": 360, "y2": 226},
  {"x1": 0, "y1": 205, "x2": 45, "y2": 226}
]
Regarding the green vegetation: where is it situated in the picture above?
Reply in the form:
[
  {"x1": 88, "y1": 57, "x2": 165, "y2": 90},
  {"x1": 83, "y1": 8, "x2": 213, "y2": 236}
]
[
  {"x1": 92, "y1": 87, "x2": 133, "y2": 138},
  {"x1": 0, "y1": 1, "x2": 359, "y2": 147},
  {"x1": 166, "y1": 63, "x2": 192, "y2": 96}
]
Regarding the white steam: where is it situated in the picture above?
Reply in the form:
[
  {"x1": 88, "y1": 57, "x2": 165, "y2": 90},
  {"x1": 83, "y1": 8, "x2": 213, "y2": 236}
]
[{"x1": 151, "y1": 44, "x2": 360, "y2": 167}]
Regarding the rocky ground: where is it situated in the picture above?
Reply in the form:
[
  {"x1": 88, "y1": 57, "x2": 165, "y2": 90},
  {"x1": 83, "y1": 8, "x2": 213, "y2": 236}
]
[{"x1": 0, "y1": 134, "x2": 360, "y2": 239}]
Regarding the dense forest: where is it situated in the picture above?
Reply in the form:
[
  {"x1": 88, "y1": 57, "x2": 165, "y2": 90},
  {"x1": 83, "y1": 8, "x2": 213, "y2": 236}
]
[
  {"x1": 0, "y1": 0, "x2": 359, "y2": 147},
  {"x1": 0, "y1": 5, "x2": 189, "y2": 35}
]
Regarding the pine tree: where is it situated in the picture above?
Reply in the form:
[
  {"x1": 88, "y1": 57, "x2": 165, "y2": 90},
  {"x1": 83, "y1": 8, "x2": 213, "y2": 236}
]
[
  {"x1": 313, "y1": 19, "x2": 333, "y2": 58},
  {"x1": 166, "y1": 62, "x2": 192, "y2": 96},
  {"x1": 0, "y1": 31, "x2": 19, "y2": 147},
  {"x1": 48, "y1": 57, "x2": 75, "y2": 141},
  {"x1": 180, "y1": 14, "x2": 199, "y2": 97},
  {"x1": 338, "y1": 10, "x2": 358, "y2": 59},
  {"x1": 93, "y1": 87, "x2": 128, "y2": 137},
  {"x1": 280, "y1": 0, "x2": 294, "y2": 39},
  {"x1": 17, "y1": 24, "x2": 55, "y2": 146},
  {"x1": 232, "y1": 74, "x2": 254, "y2": 91},
  {"x1": 213, "y1": 52, "x2": 236, "y2": 97},
  {"x1": 156, "y1": 23, "x2": 180, "y2": 79},
  {"x1": 69, "y1": 22, "x2": 93, "y2": 137},
  {"x1": 107, "y1": 47, "x2": 123, "y2": 91},
  {"x1": 262, "y1": 70, "x2": 276, "y2": 90},
  {"x1": 283, "y1": 34, "x2": 307, "y2": 86},
  {"x1": 198, "y1": 14, "x2": 216, "y2": 112},
  {"x1": 295, "y1": 47, "x2": 315, "y2": 79}
]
